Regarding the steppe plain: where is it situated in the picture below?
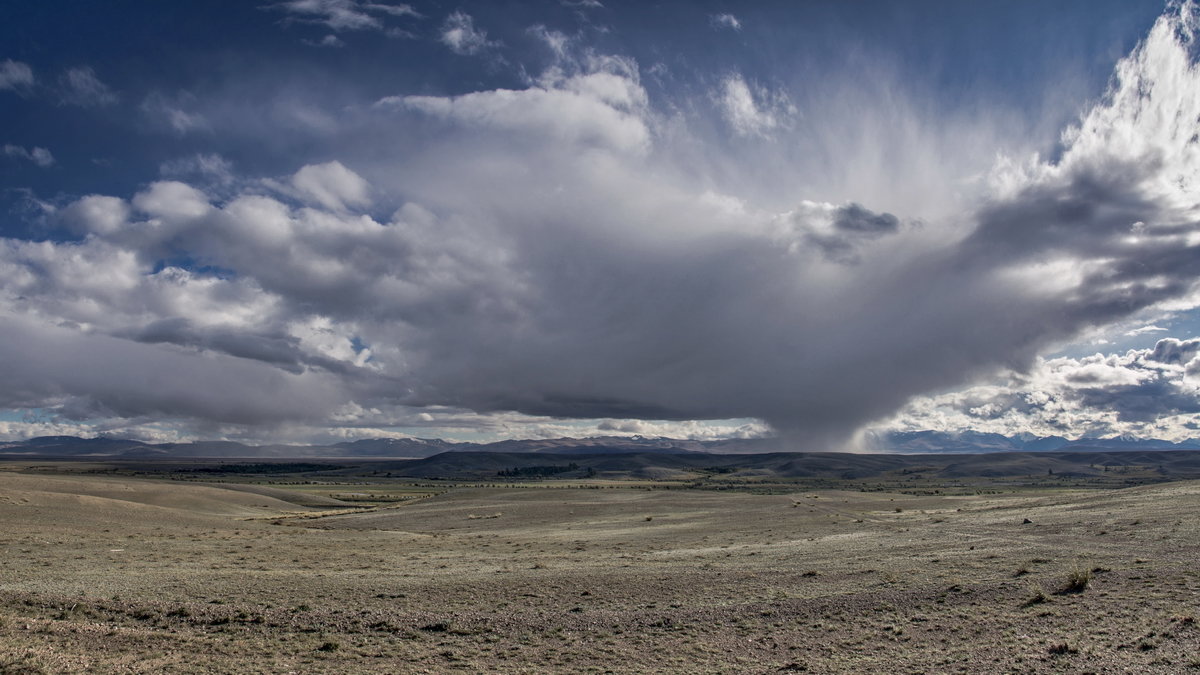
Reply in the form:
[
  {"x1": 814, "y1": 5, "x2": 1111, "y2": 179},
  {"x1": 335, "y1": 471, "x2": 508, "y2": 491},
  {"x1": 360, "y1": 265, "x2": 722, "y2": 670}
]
[{"x1": 1, "y1": 460, "x2": 1199, "y2": 673}]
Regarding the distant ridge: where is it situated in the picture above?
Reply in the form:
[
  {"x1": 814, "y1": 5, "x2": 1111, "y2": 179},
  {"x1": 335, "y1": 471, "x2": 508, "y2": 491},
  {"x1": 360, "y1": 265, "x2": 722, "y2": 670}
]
[
  {"x1": 2, "y1": 432, "x2": 1200, "y2": 459},
  {"x1": 876, "y1": 431, "x2": 1200, "y2": 454},
  {"x1": 0, "y1": 434, "x2": 725, "y2": 459},
  {"x1": 390, "y1": 448, "x2": 1200, "y2": 481}
]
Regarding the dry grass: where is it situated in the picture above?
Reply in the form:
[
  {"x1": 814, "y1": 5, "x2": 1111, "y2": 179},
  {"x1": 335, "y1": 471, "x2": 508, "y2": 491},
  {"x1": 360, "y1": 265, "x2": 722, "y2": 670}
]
[
  {"x1": 1061, "y1": 564, "x2": 1094, "y2": 594},
  {"x1": 2, "y1": 472, "x2": 1200, "y2": 672}
]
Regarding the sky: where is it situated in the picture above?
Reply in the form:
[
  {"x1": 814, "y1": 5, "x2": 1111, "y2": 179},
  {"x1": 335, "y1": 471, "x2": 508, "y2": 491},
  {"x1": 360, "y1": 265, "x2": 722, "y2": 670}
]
[{"x1": 2, "y1": 0, "x2": 1199, "y2": 448}]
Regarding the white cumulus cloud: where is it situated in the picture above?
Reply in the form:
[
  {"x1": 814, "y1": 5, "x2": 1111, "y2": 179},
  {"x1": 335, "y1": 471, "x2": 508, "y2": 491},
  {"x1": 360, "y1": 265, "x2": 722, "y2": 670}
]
[{"x1": 290, "y1": 161, "x2": 372, "y2": 211}]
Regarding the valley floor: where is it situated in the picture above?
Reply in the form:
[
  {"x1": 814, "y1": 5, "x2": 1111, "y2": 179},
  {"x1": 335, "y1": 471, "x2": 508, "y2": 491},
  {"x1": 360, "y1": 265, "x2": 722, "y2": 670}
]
[{"x1": 2, "y1": 472, "x2": 1199, "y2": 673}]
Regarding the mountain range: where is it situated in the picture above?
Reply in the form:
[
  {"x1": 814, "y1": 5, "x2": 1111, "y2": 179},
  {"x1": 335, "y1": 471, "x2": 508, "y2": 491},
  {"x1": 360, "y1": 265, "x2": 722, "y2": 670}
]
[{"x1": 3, "y1": 431, "x2": 1200, "y2": 459}]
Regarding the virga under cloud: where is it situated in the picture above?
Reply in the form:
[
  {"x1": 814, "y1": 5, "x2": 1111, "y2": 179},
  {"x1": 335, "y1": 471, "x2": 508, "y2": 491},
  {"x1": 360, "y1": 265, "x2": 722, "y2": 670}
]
[{"x1": 0, "y1": 1, "x2": 1197, "y2": 446}]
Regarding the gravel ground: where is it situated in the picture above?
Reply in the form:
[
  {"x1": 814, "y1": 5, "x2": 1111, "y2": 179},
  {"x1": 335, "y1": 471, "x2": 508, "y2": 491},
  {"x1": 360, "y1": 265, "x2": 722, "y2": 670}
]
[{"x1": 2, "y1": 474, "x2": 1198, "y2": 673}]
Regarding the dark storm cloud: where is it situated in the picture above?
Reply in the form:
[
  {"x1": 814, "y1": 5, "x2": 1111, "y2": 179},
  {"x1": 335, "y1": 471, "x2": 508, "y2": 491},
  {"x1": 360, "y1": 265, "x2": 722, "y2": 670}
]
[
  {"x1": 832, "y1": 203, "x2": 900, "y2": 235},
  {"x1": 0, "y1": 3, "x2": 1197, "y2": 445},
  {"x1": 0, "y1": 316, "x2": 346, "y2": 424},
  {"x1": 804, "y1": 202, "x2": 902, "y2": 261},
  {"x1": 128, "y1": 317, "x2": 309, "y2": 373},
  {"x1": 1073, "y1": 378, "x2": 1200, "y2": 423}
]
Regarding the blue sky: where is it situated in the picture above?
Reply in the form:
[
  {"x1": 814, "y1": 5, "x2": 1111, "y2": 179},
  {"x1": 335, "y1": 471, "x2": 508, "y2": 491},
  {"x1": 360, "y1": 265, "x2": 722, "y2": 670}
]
[
  {"x1": 2, "y1": 1, "x2": 1199, "y2": 446},
  {"x1": 1, "y1": 1, "x2": 1162, "y2": 206}
]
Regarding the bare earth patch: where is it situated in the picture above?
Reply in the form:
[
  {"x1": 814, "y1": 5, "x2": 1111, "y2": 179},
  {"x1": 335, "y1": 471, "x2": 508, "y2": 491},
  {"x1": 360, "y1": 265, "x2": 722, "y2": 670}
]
[{"x1": 2, "y1": 473, "x2": 1199, "y2": 673}]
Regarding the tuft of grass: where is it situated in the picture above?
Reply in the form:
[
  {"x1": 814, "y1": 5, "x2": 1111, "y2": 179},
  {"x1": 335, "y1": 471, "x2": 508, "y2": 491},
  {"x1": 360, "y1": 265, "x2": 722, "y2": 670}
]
[
  {"x1": 130, "y1": 608, "x2": 159, "y2": 621},
  {"x1": 1060, "y1": 565, "x2": 1093, "y2": 594},
  {"x1": 1047, "y1": 642, "x2": 1078, "y2": 655},
  {"x1": 1022, "y1": 584, "x2": 1049, "y2": 607},
  {"x1": 317, "y1": 641, "x2": 341, "y2": 652}
]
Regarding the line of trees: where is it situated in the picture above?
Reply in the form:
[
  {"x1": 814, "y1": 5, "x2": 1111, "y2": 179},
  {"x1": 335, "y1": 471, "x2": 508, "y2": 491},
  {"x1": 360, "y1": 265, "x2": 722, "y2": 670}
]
[{"x1": 497, "y1": 463, "x2": 579, "y2": 477}]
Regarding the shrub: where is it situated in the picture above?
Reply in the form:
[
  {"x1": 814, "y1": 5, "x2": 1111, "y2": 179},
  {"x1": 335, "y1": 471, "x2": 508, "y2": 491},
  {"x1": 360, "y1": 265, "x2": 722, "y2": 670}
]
[
  {"x1": 1022, "y1": 584, "x2": 1049, "y2": 607},
  {"x1": 1047, "y1": 642, "x2": 1078, "y2": 655},
  {"x1": 1061, "y1": 565, "x2": 1093, "y2": 594}
]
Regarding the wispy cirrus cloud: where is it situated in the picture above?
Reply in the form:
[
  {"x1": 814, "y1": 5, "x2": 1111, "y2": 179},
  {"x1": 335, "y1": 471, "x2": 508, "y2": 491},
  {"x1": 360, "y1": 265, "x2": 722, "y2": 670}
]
[
  {"x1": 0, "y1": 59, "x2": 34, "y2": 91},
  {"x1": 159, "y1": 153, "x2": 236, "y2": 188},
  {"x1": 141, "y1": 93, "x2": 210, "y2": 134},
  {"x1": 272, "y1": 0, "x2": 418, "y2": 31},
  {"x1": 440, "y1": 11, "x2": 498, "y2": 55},
  {"x1": 58, "y1": 66, "x2": 117, "y2": 107},
  {"x1": 711, "y1": 13, "x2": 741, "y2": 31},
  {"x1": 3, "y1": 144, "x2": 54, "y2": 168},
  {"x1": 716, "y1": 73, "x2": 792, "y2": 137}
]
